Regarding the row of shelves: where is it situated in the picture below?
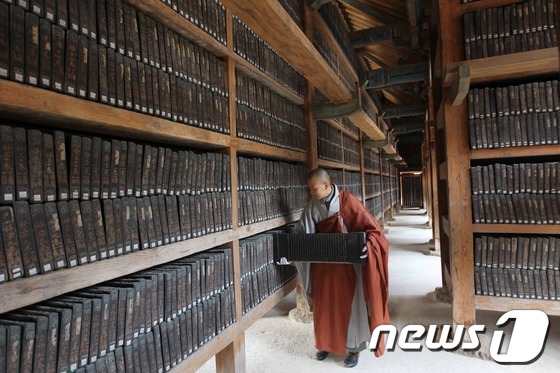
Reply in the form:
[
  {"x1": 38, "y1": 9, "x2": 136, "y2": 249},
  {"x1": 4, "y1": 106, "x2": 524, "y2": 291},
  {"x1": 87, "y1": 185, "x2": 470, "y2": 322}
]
[
  {"x1": 0, "y1": 1, "x2": 403, "y2": 372},
  {"x1": 0, "y1": 80, "x2": 306, "y2": 164},
  {"x1": 433, "y1": 0, "x2": 560, "y2": 325},
  {"x1": 441, "y1": 216, "x2": 560, "y2": 237},
  {"x1": 125, "y1": 0, "x2": 305, "y2": 106},
  {"x1": 0, "y1": 211, "x2": 302, "y2": 315}
]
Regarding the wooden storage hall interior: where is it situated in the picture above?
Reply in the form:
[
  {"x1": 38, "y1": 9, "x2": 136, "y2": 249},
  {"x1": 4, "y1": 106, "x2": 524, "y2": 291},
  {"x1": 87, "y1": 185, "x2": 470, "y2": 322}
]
[{"x1": 0, "y1": 0, "x2": 558, "y2": 371}]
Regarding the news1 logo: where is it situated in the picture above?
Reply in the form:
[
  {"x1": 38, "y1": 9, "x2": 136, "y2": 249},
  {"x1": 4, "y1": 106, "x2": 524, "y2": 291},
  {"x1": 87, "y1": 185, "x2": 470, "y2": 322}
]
[{"x1": 370, "y1": 310, "x2": 550, "y2": 364}]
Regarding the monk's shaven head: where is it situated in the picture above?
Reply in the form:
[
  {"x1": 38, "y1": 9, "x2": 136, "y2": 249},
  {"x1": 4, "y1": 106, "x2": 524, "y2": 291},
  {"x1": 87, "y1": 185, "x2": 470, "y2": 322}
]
[
  {"x1": 308, "y1": 168, "x2": 331, "y2": 185},
  {"x1": 307, "y1": 168, "x2": 332, "y2": 200}
]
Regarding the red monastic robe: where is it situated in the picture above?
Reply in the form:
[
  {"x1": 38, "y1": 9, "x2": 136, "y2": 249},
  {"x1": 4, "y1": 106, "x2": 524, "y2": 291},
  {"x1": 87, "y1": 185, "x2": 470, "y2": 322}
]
[{"x1": 311, "y1": 189, "x2": 390, "y2": 357}]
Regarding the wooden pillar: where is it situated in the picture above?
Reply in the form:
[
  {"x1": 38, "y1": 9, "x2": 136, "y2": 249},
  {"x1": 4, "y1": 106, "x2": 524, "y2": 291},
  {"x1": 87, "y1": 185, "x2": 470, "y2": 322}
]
[
  {"x1": 438, "y1": 0, "x2": 474, "y2": 327},
  {"x1": 359, "y1": 131, "x2": 366, "y2": 204},
  {"x1": 217, "y1": 9, "x2": 246, "y2": 372},
  {"x1": 216, "y1": 335, "x2": 246, "y2": 373},
  {"x1": 378, "y1": 150, "x2": 385, "y2": 228},
  {"x1": 293, "y1": 0, "x2": 316, "y2": 318}
]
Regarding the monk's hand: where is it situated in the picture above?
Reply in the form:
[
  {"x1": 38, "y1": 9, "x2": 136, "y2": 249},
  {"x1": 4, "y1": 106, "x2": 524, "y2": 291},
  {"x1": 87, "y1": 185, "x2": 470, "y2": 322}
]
[
  {"x1": 360, "y1": 244, "x2": 367, "y2": 259},
  {"x1": 276, "y1": 257, "x2": 291, "y2": 265}
]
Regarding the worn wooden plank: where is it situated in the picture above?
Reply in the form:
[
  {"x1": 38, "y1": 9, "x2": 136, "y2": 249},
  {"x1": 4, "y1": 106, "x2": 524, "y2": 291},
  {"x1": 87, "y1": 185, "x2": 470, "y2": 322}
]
[
  {"x1": 461, "y1": 0, "x2": 525, "y2": 14},
  {"x1": 235, "y1": 139, "x2": 307, "y2": 163},
  {"x1": 471, "y1": 145, "x2": 560, "y2": 160},
  {"x1": 318, "y1": 159, "x2": 362, "y2": 172},
  {"x1": 0, "y1": 80, "x2": 231, "y2": 149},
  {"x1": 348, "y1": 109, "x2": 386, "y2": 141},
  {"x1": 475, "y1": 296, "x2": 560, "y2": 316},
  {"x1": 473, "y1": 224, "x2": 560, "y2": 235},
  {"x1": 221, "y1": 0, "x2": 352, "y2": 104},
  {"x1": 444, "y1": 48, "x2": 559, "y2": 87},
  {"x1": 237, "y1": 213, "x2": 303, "y2": 240},
  {"x1": 0, "y1": 230, "x2": 235, "y2": 314}
]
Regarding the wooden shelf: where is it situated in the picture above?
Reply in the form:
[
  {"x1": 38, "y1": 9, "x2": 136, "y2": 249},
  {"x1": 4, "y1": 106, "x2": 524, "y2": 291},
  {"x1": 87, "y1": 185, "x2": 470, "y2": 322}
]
[
  {"x1": 234, "y1": 57, "x2": 305, "y2": 105},
  {"x1": 235, "y1": 138, "x2": 307, "y2": 162},
  {"x1": 0, "y1": 210, "x2": 305, "y2": 315},
  {"x1": 470, "y1": 145, "x2": 560, "y2": 160},
  {"x1": 0, "y1": 229, "x2": 234, "y2": 314},
  {"x1": 176, "y1": 276, "x2": 299, "y2": 371},
  {"x1": 125, "y1": 0, "x2": 230, "y2": 57},
  {"x1": 125, "y1": 0, "x2": 304, "y2": 106},
  {"x1": 318, "y1": 159, "x2": 361, "y2": 172},
  {"x1": 475, "y1": 295, "x2": 560, "y2": 316},
  {"x1": 444, "y1": 48, "x2": 560, "y2": 89},
  {"x1": 349, "y1": 108, "x2": 385, "y2": 141},
  {"x1": 323, "y1": 119, "x2": 360, "y2": 141},
  {"x1": 237, "y1": 212, "x2": 303, "y2": 240},
  {"x1": 382, "y1": 143, "x2": 397, "y2": 155},
  {"x1": 0, "y1": 80, "x2": 231, "y2": 149},
  {"x1": 221, "y1": 0, "x2": 352, "y2": 104},
  {"x1": 311, "y1": 11, "x2": 359, "y2": 83},
  {"x1": 473, "y1": 224, "x2": 560, "y2": 235},
  {"x1": 461, "y1": 0, "x2": 525, "y2": 13},
  {"x1": 366, "y1": 192, "x2": 382, "y2": 199},
  {"x1": 349, "y1": 89, "x2": 386, "y2": 142}
]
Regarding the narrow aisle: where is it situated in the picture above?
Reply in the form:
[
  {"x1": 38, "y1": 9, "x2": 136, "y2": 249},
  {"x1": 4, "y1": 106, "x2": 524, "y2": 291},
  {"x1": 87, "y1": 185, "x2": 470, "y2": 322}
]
[{"x1": 200, "y1": 210, "x2": 558, "y2": 372}]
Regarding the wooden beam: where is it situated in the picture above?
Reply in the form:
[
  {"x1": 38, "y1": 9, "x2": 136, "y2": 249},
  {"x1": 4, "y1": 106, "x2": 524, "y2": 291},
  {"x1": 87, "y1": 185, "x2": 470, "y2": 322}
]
[
  {"x1": 308, "y1": 0, "x2": 333, "y2": 11},
  {"x1": 381, "y1": 104, "x2": 426, "y2": 119},
  {"x1": 359, "y1": 50, "x2": 389, "y2": 69},
  {"x1": 363, "y1": 139, "x2": 388, "y2": 149},
  {"x1": 392, "y1": 123, "x2": 424, "y2": 135},
  {"x1": 312, "y1": 93, "x2": 360, "y2": 119},
  {"x1": 366, "y1": 62, "x2": 429, "y2": 89},
  {"x1": 349, "y1": 24, "x2": 409, "y2": 48},
  {"x1": 381, "y1": 153, "x2": 399, "y2": 160},
  {"x1": 447, "y1": 63, "x2": 471, "y2": 106},
  {"x1": 221, "y1": 0, "x2": 352, "y2": 104},
  {"x1": 443, "y1": 48, "x2": 559, "y2": 88},
  {"x1": 339, "y1": 0, "x2": 399, "y2": 24}
]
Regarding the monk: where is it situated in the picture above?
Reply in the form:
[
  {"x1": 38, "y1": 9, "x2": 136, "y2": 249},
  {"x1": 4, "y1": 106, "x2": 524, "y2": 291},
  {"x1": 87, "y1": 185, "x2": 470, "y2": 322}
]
[{"x1": 295, "y1": 168, "x2": 390, "y2": 368}]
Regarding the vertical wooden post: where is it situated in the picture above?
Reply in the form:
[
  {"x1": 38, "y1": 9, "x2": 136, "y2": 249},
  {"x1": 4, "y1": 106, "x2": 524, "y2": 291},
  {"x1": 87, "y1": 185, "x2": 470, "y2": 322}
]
[
  {"x1": 304, "y1": 3, "x2": 318, "y2": 172},
  {"x1": 215, "y1": 9, "x2": 247, "y2": 373},
  {"x1": 216, "y1": 334, "x2": 246, "y2": 373},
  {"x1": 359, "y1": 131, "x2": 366, "y2": 205},
  {"x1": 378, "y1": 150, "x2": 385, "y2": 227},
  {"x1": 386, "y1": 164, "x2": 394, "y2": 220},
  {"x1": 292, "y1": 0, "x2": 316, "y2": 318},
  {"x1": 438, "y1": 0, "x2": 474, "y2": 327}
]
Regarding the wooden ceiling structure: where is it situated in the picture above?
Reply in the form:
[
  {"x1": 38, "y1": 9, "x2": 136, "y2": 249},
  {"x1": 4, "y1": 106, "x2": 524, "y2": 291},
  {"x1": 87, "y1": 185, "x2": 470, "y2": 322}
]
[{"x1": 334, "y1": 0, "x2": 429, "y2": 169}]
